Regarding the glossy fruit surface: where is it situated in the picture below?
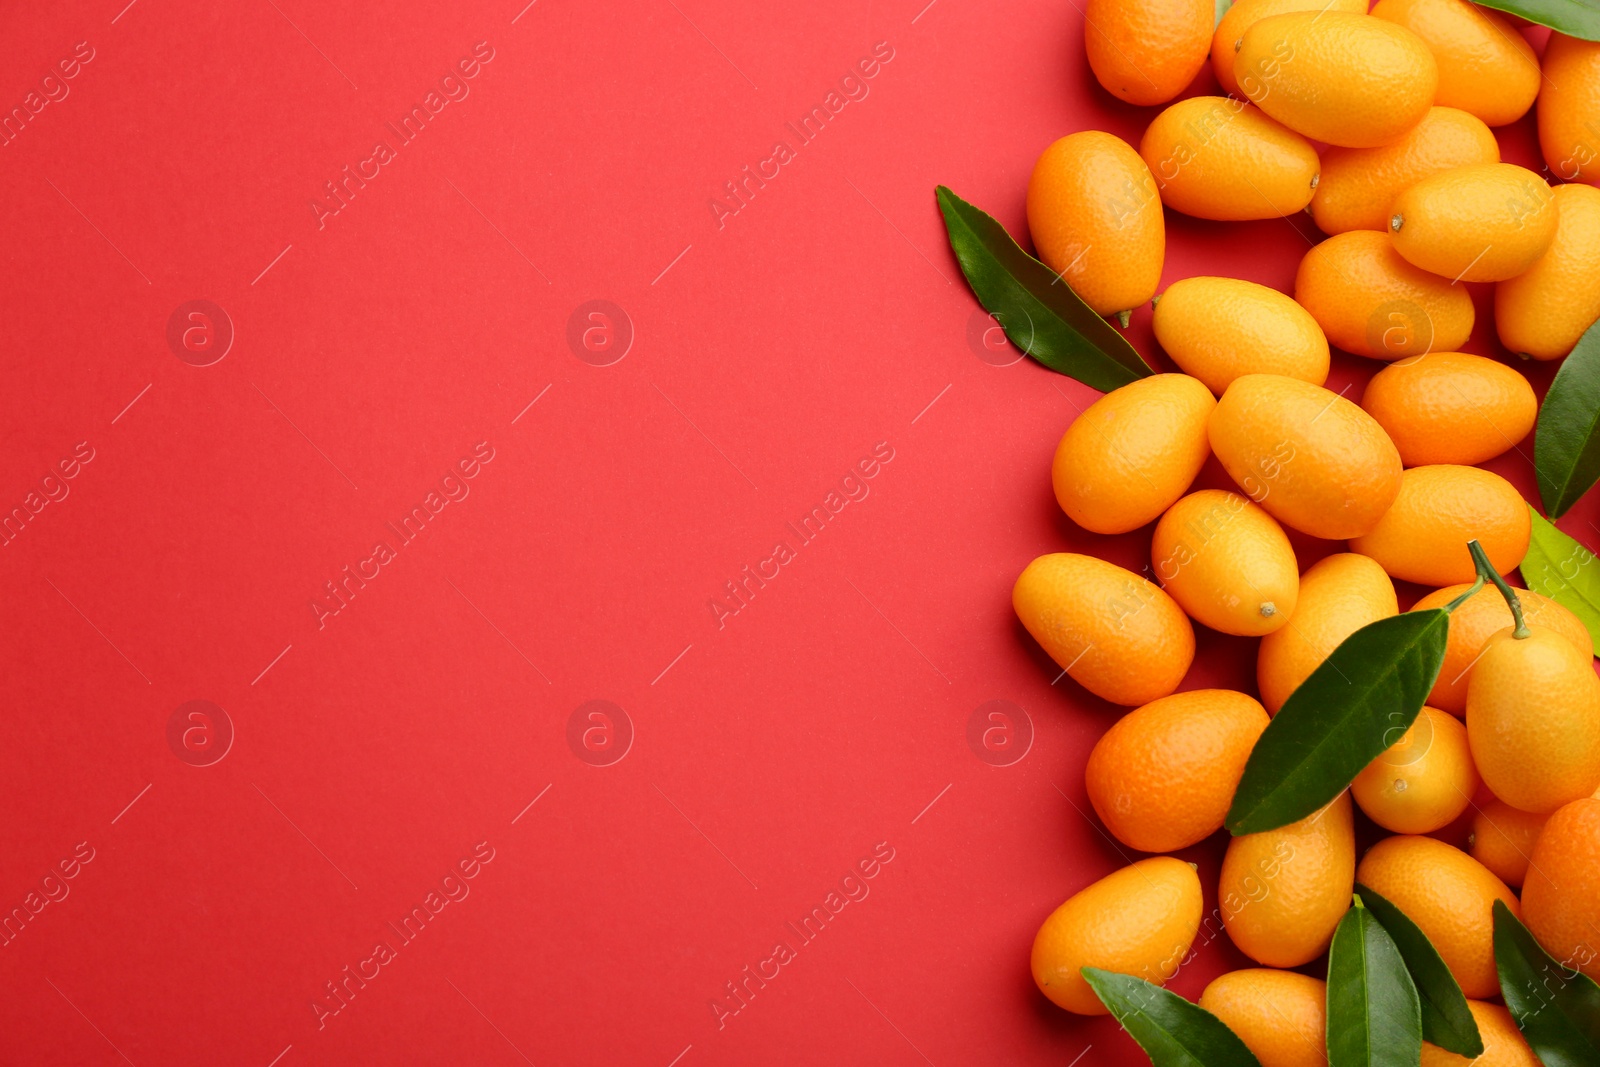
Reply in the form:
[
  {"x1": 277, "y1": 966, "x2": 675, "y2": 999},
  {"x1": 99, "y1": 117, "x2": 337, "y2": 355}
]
[
  {"x1": 1538, "y1": 33, "x2": 1600, "y2": 184},
  {"x1": 1413, "y1": 583, "x2": 1592, "y2": 715},
  {"x1": 1359, "y1": 352, "x2": 1535, "y2": 467},
  {"x1": 1084, "y1": 0, "x2": 1213, "y2": 105},
  {"x1": 1052, "y1": 374, "x2": 1214, "y2": 534},
  {"x1": 1349, "y1": 465, "x2": 1530, "y2": 586},
  {"x1": 1212, "y1": 0, "x2": 1367, "y2": 96},
  {"x1": 1258, "y1": 553, "x2": 1397, "y2": 714},
  {"x1": 1295, "y1": 230, "x2": 1475, "y2": 360},
  {"x1": 1371, "y1": 0, "x2": 1539, "y2": 126},
  {"x1": 1013, "y1": 554, "x2": 1195, "y2": 706},
  {"x1": 1467, "y1": 626, "x2": 1600, "y2": 813},
  {"x1": 1388, "y1": 163, "x2": 1557, "y2": 282},
  {"x1": 1236, "y1": 11, "x2": 1438, "y2": 148},
  {"x1": 1221, "y1": 793, "x2": 1355, "y2": 968},
  {"x1": 1199, "y1": 969, "x2": 1327, "y2": 1067},
  {"x1": 1208, "y1": 374, "x2": 1403, "y2": 540},
  {"x1": 1521, "y1": 796, "x2": 1600, "y2": 980},
  {"x1": 1027, "y1": 132, "x2": 1164, "y2": 316},
  {"x1": 1469, "y1": 799, "x2": 1550, "y2": 888},
  {"x1": 1085, "y1": 689, "x2": 1270, "y2": 852},
  {"x1": 1421, "y1": 1001, "x2": 1540, "y2": 1066},
  {"x1": 1496, "y1": 183, "x2": 1600, "y2": 360},
  {"x1": 1352, "y1": 706, "x2": 1479, "y2": 834},
  {"x1": 1031, "y1": 857, "x2": 1203, "y2": 1013},
  {"x1": 1152, "y1": 277, "x2": 1329, "y2": 395},
  {"x1": 1312, "y1": 107, "x2": 1499, "y2": 235},
  {"x1": 1152, "y1": 490, "x2": 1299, "y2": 636},
  {"x1": 1139, "y1": 98, "x2": 1320, "y2": 220},
  {"x1": 1355, "y1": 834, "x2": 1519, "y2": 998}
]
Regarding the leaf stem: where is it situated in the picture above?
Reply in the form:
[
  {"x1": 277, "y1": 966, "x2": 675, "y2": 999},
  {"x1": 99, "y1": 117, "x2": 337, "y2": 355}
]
[
  {"x1": 1443, "y1": 573, "x2": 1485, "y2": 613},
  {"x1": 1467, "y1": 539, "x2": 1529, "y2": 638}
]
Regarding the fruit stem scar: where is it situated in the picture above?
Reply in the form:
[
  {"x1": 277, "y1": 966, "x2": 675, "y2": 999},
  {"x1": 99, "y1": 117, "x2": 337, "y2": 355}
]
[
  {"x1": 1390, "y1": 213, "x2": 1404, "y2": 232},
  {"x1": 1259, "y1": 602, "x2": 1277, "y2": 617},
  {"x1": 1467, "y1": 539, "x2": 1530, "y2": 638}
]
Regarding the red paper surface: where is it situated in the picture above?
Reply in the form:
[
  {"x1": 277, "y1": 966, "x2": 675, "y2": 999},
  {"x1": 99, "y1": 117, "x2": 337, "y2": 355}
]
[{"x1": 1, "y1": 0, "x2": 1592, "y2": 1063}]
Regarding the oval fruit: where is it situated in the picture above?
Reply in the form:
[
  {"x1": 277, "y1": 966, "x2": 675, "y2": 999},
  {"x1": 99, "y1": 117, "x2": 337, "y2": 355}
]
[
  {"x1": 1153, "y1": 490, "x2": 1299, "y2": 636},
  {"x1": 1221, "y1": 792, "x2": 1355, "y2": 968},
  {"x1": 1139, "y1": 97, "x2": 1320, "y2": 220},
  {"x1": 1027, "y1": 132, "x2": 1164, "y2": 317},
  {"x1": 1013, "y1": 554, "x2": 1195, "y2": 707},
  {"x1": 1295, "y1": 230, "x2": 1475, "y2": 360},
  {"x1": 1209, "y1": 374, "x2": 1403, "y2": 540},
  {"x1": 1521, "y1": 796, "x2": 1600, "y2": 980},
  {"x1": 1352, "y1": 706, "x2": 1480, "y2": 834},
  {"x1": 1389, "y1": 163, "x2": 1557, "y2": 282},
  {"x1": 1199, "y1": 969, "x2": 1327, "y2": 1067},
  {"x1": 1413, "y1": 582, "x2": 1592, "y2": 715},
  {"x1": 1052, "y1": 374, "x2": 1215, "y2": 534},
  {"x1": 1236, "y1": 11, "x2": 1438, "y2": 148},
  {"x1": 1371, "y1": 0, "x2": 1539, "y2": 126},
  {"x1": 1421, "y1": 1001, "x2": 1540, "y2": 1066},
  {"x1": 1212, "y1": 0, "x2": 1366, "y2": 97},
  {"x1": 1469, "y1": 799, "x2": 1550, "y2": 888},
  {"x1": 1031, "y1": 857, "x2": 1203, "y2": 1013},
  {"x1": 1258, "y1": 553, "x2": 1398, "y2": 713},
  {"x1": 1467, "y1": 625, "x2": 1600, "y2": 813},
  {"x1": 1084, "y1": 0, "x2": 1213, "y2": 106},
  {"x1": 1350, "y1": 465, "x2": 1530, "y2": 586},
  {"x1": 1355, "y1": 834, "x2": 1519, "y2": 998},
  {"x1": 1085, "y1": 689, "x2": 1270, "y2": 852},
  {"x1": 1152, "y1": 277, "x2": 1329, "y2": 395},
  {"x1": 1312, "y1": 107, "x2": 1500, "y2": 235},
  {"x1": 1538, "y1": 33, "x2": 1600, "y2": 185},
  {"x1": 1496, "y1": 183, "x2": 1600, "y2": 360},
  {"x1": 1359, "y1": 352, "x2": 1536, "y2": 467}
]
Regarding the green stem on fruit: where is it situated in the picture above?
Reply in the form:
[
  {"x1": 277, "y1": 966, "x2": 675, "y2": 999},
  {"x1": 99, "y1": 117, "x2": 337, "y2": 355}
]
[
  {"x1": 1115, "y1": 309, "x2": 1132, "y2": 328},
  {"x1": 1467, "y1": 539, "x2": 1530, "y2": 638},
  {"x1": 1444, "y1": 572, "x2": 1485, "y2": 613}
]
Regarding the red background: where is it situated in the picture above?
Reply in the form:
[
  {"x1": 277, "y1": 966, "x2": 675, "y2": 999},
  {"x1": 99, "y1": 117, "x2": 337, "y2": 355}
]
[{"x1": 2, "y1": 0, "x2": 1593, "y2": 1063}]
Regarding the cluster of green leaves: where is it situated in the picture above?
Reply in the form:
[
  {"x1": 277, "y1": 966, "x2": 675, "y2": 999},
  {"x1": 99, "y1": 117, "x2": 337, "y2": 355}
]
[
  {"x1": 1088, "y1": 892, "x2": 1600, "y2": 1066},
  {"x1": 1089, "y1": 540, "x2": 1600, "y2": 1063}
]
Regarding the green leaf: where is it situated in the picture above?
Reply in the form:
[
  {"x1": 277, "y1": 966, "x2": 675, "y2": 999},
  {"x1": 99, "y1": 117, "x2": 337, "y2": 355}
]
[
  {"x1": 1535, "y1": 319, "x2": 1600, "y2": 517},
  {"x1": 1082, "y1": 968, "x2": 1264, "y2": 1067},
  {"x1": 1520, "y1": 508, "x2": 1600, "y2": 657},
  {"x1": 1493, "y1": 900, "x2": 1600, "y2": 1067},
  {"x1": 1225, "y1": 610, "x2": 1449, "y2": 835},
  {"x1": 1473, "y1": 0, "x2": 1600, "y2": 40},
  {"x1": 934, "y1": 185, "x2": 1156, "y2": 391},
  {"x1": 1327, "y1": 899, "x2": 1424, "y2": 1067},
  {"x1": 1356, "y1": 884, "x2": 1483, "y2": 1057}
]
